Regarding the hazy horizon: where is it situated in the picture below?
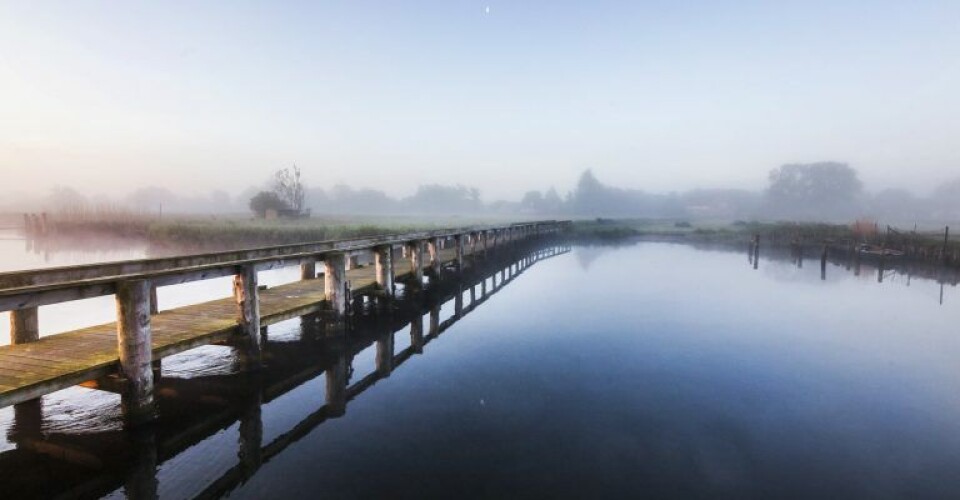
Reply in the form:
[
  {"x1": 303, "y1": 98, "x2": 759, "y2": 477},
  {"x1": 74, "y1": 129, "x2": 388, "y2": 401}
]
[{"x1": 2, "y1": 1, "x2": 959, "y2": 201}]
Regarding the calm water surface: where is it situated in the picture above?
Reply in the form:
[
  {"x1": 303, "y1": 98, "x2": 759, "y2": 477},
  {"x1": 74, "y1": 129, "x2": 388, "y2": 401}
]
[{"x1": 1, "y1": 239, "x2": 960, "y2": 499}]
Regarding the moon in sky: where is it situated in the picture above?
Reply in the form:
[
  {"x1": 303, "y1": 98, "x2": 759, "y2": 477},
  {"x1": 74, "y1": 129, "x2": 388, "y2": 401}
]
[{"x1": 484, "y1": 6, "x2": 490, "y2": 14}]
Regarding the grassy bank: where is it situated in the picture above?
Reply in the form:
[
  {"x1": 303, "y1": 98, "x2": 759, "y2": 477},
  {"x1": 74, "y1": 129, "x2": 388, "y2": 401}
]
[{"x1": 27, "y1": 213, "x2": 546, "y2": 252}]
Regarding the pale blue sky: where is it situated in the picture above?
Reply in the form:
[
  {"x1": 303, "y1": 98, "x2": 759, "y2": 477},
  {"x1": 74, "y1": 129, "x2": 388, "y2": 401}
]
[{"x1": 1, "y1": 1, "x2": 958, "y2": 199}]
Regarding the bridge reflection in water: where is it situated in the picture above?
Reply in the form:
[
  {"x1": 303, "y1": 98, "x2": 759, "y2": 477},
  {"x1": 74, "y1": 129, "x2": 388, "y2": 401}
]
[{"x1": 0, "y1": 242, "x2": 570, "y2": 499}]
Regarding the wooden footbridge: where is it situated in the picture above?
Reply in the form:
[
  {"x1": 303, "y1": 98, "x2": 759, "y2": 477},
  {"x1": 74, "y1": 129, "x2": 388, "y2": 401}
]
[
  {"x1": 0, "y1": 221, "x2": 568, "y2": 426},
  {"x1": 0, "y1": 241, "x2": 570, "y2": 498}
]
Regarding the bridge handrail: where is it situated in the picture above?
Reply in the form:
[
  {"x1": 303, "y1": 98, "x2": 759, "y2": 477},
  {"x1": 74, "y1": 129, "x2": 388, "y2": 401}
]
[{"x1": 0, "y1": 220, "x2": 566, "y2": 312}]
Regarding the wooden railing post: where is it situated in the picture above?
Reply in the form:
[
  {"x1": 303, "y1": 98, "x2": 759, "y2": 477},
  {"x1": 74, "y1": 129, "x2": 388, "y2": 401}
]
[
  {"x1": 300, "y1": 257, "x2": 317, "y2": 280},
  {"x1": 10, "y1": 307, "x2": 39, "y2": 345},
  {"x1": 374, "y1": 245, "x2": 394, "y2": 297},
  {"x1": 116, "y1": 279, "x2": 157, "y2": 425},
  {"x1": 324, "y1": 253, "x2": 347, "y2": 317},
  {"x1": 233, "y1": 265, "x2": 262, "y2": 370}
]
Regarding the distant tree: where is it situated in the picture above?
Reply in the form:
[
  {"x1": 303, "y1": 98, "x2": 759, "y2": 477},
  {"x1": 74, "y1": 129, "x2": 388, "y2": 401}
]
[
  {"x1": 403, "y1": 184, "x2": 483, "y2": 213},
  {"x1": 521, "y1": 190, "x2": 544, "y2": 212},
  {"x1": 249, "y1": 190, "x2": 288, "y2": 217},
  {"x1": 273, "y1": 165, "x2": 305, "y2": 212},
  {"x1": 764, "y1": 162, "x2": 863, "y2": 220},
  {"x1": 543, "y1": 187, "x2": 564, "y2": 213}
]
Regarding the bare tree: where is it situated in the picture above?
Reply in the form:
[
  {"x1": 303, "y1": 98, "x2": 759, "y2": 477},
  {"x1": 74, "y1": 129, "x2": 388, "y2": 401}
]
[{"x1": 273, "y1": 165, "x2": 305, "y2": 212}]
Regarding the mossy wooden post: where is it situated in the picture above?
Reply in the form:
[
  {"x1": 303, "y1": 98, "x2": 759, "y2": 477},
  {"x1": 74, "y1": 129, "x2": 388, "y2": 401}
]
[
  {"x1": 116, "y1": 279, "x2": 157, "y2": 426},
  {"x1": 233, "y1": 265, "x2": 262, "y2": 370},
  {"x1": 324, "y1": 253, "x2": 347, "y2": 317},
  {"x1": 10, "y1": 307, "x2": 39, "y2": 345},
  {"x1": 455, "y1": 235, "x2": 465, "y2": 271},
  {"x1": 300, "y1": 257, "x2": 317, "y2": 281},
  {"x1": 325, "y1": 353, "x2": 348, "y2": 417},
  {"x1": 407, "y1": 241, "x2": 424, "y2": 288},
  {"x1": 374, "y1": 245, "x2": 394, "y2": 297},
  {"x1": 427, "y1": 237, "x2": 441, "y2": 278},
  {"x1": 376, "y1": 329, "x2": 394, "y2": 377}
]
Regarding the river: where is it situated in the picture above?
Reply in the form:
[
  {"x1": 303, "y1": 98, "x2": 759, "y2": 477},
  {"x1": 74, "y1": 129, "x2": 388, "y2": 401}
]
[{"x1": 1, "y1": 235, "x2": 959, "y2": 498}]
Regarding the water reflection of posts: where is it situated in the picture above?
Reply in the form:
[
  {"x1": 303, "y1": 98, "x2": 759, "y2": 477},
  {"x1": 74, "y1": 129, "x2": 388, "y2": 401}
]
[
  {"x1": 410, "y1": 314, "x2": 425, "y2": 354},
  {"x1": 125, "y1": 429, "x2": 159, "y2": 500},
  {"x1": 854, "y1": 245, "x2": 862, "y2": 276},
  {"x1": 238, "y1": 391, "x2": 263, "y2": 480},
  {"x1": 455, "y1": 285, "x2": 464, "y2": 318},
  {"x1": 376, "y1": 328, "x2": 394, "y2": 377},
  {"x1": 821, "y1": 244, "x2": 827, "y2": 281},
  {"x1": 7, "y1": 397, "x2": 42, "y2": 443},
  {"x1": 429, "y1": 306, "x2": 440, "y2": 337},
  {"x1": 753, "y1": 235, "x2": 760, "y2": 270},
  {"x1": 325, "y1": 353, "x2": 349, "y2": 417}
]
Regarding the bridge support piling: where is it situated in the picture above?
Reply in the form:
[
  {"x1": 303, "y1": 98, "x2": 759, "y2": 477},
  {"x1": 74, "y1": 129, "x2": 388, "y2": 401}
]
[
  {"x1": 10, "y1": 307, "x2": 39, "y2": 345},
  {"x1": 374, "y1": 245, "x2": 394, "y2": 298},
  {"x1": 407, "y1": 241, "x2": 424, "y2": 288},
  {"x1": 427, "y1": 237, "x2": 441, "y2": 278},
  {"x1": 116, "y1": 279, "x2": 157, "y2": 426},
  {"x1": 324, "y1": 253, "x2": 347, "y2": 317},
  {"x1": 233, "y1": 265, "x2": 262, "y2": 370}
]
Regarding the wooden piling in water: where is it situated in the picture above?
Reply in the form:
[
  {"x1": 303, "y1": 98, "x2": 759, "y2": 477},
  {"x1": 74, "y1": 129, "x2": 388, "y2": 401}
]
[
  {"x1": 115, "y1": 279, "x2": 156, "y2": 425},
  {"x1": 407, "y1": 241, "x2": 424, "y2": 288},
  {"x1": 233, "y1": 265, "x2": 262, "y2": 370},
  {"x1": 427, "y1": 237, "x2": 441, "y2": 278},
  {"x1": 324, "y1": 253, "x2": 347, "y2": 317},
  {"x1": 374, "y1": 245, "x2": 394, "y2": 297}
]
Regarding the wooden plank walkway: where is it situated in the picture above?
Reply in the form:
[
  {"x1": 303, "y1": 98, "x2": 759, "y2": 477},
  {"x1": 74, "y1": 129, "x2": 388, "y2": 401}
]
[{"x1": 0, "y1": 248, "x2": 461, "y2": 405}]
